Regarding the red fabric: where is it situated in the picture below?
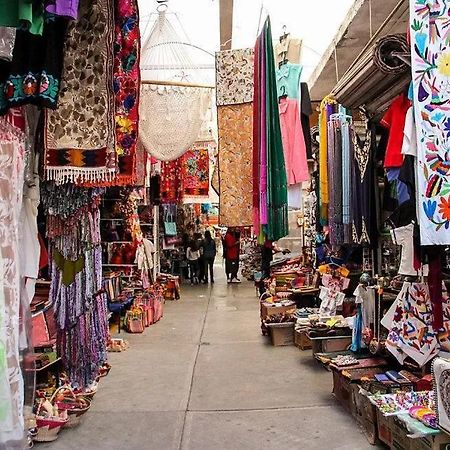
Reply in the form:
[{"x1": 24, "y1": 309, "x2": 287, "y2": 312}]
[
  {"x1": 224, "y1": 232, "x2": 239, "y2": 259},
  {"x1": 38, "y1": 233, "x2": 48, "y2": 270},
  {"x1": 381, "y1": 94, "x2": 411, "y2": 168}
]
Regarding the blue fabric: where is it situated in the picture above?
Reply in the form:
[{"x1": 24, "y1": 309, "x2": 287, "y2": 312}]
[
  {"x1": 386, "y1": 168, "x2": 410, "y2": 205},
  {"x1": 351, "y1": 305, "x2": 363, "y2": 352}
]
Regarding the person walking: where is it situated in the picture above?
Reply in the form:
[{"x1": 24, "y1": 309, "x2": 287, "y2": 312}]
[
  {"x1": 202, "y1": 230, "x2": 216, "y2": 283},
  {"x1": 186, "y1": 238, "x2": 201, "y2": 285},
  {"x1": 224, "y1": 228, "x2": 241, "y2": 283}
]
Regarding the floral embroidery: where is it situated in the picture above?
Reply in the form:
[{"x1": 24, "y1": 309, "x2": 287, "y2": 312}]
[{"x1": 411, "y1": 0, "x2": 450, "y2": 244}]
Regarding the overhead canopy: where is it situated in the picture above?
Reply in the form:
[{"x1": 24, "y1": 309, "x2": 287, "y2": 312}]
[{"x1": 308, "y1": 0, "x2": 409, "y2": 102}]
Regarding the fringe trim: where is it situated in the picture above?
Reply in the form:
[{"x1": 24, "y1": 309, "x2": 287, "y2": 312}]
[{"x1": 46, "y1": 166, "x2": 116, "y2": 185}]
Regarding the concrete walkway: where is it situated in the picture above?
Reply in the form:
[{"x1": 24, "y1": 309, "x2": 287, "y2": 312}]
[{"x1": 44, "y1": 271, "x2": 375, "y2": 449}]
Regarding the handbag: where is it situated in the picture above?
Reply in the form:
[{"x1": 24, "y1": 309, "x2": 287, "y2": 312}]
[
  {"x1": 125, "y1": 306, "x2": 145, "y2": 333},
  {"x1": 163, "y1": 205, "x2": 177, "y2": 236}
]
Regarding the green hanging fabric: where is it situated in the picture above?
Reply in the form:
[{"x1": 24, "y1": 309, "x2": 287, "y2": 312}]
[
  {"x1": 0, "y1": 0, "x2": 44, "y2": 36},
  {"x1": 263, "y1": 18, "x2": 288, "y2": 241}
]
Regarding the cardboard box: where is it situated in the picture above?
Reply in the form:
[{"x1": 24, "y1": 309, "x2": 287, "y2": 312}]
[
  {"x1": 294, "y1": 330, "x2": 312, "y2": 350},
  {"x1": 268, "y1": 323, "x2": 295, "y2": 346},
  {"x1": 260, "y1": 302, "x2": 296, "y2": 320},
  {"x1": 351, "y1": 385, "x2": 379, "y2": 445}
]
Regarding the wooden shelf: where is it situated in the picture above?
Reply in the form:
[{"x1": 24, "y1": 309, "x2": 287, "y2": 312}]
[{"x1": 26, "y1": 357, "x2": 61, "y2": 373}]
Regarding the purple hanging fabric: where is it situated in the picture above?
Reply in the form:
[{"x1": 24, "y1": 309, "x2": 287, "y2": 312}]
[
  {"x1": 427, "y1": 247, "x2": 444, "y2": 331},
  {"x1": 259, "y1": 30, "x2": 268, "y2": 225},
  {"x1": 46, "y1": 0, "x2": 80, "y2": 20}
]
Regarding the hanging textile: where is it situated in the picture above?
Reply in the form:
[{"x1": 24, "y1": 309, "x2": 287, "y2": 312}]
[
  {"x1": 45, "y1": 0, "x2": 80, "y2": 19},
  {"x1": 0, "y1": 118, "x2": 26, "y2": 445},
  {"x1": 0, "y1": 1, "x2": 44, "y2": 35},
  {"x1": 140, "y1": 84, "x2": 211, "y2": 161},
  {"x1": 318, "y1": 96, "x2": 335, "y2": 225},
  {"x1": 45, "y1": 0, "x2": 116, "y2": 184},
  {"x1": 217, "y1": 104, "x2": 254, "y2": 226},
  {"x1": 113, "y1": 0, "x2": 140, "y2": 185},
  {"x1": 42, "y1": 183, "x2": 108, "y2": 387},
  {"x1": 410, "y1": 1, "x2": 450, "y2": 245},
  {"x1": 432, "y1": 357, "x2": 450, "y2": 435},
  {"x1": 181, "y1": 144, "x2": 210, "y2": 197},
  {"x1": 279, "y1": 97, "x2": 309, "y2": 185},
  {"x1": 350, "y1": 126, "x2": 374, "y2": 245},
  {"x1": 160, "y1": 158, "x2": 182, "y2": 203},
  {"x1": 0, "y1": 14, "x2": 68, "y2": 115},
  {"x1": 215, "y1": 48, "x2": 254, "y2": 106},
  {"x1": 255, "y1": 17, "x2": 288, "y2": 241}
]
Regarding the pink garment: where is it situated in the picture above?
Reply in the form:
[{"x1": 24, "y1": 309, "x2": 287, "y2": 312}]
[{"x1": 279, "y1": 98, "x2": 309, "y2": 185}]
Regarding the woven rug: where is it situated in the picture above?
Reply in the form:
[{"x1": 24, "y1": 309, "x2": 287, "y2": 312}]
[
  {"x1": 113, "y1": 0, "x2": 140, "y2": 185},
  {"x1": 217, "y1": 103, "x2": 253, "y2": 226},
  {"x1": 181, "y1": 144, "x2": 209, "y2": 197},
  {"x1": 410, "y1": 0, "x2": 450, "y2": 245},
  {"x1": 45, "y1": 0, "x2": 116, "y2": 184}
]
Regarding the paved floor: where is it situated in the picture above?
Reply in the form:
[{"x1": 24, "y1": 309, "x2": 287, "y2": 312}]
[{"x1": 43, "y1": 269, "x2": 376, "y2": 450}]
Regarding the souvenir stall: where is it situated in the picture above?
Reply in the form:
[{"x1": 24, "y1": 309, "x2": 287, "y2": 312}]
[
  {"x1": 294, "y1": 2, "x2": 450, "y2": 447},
  {"x1": 0, "y1": 0, "x2": 193, "y2": 445}
]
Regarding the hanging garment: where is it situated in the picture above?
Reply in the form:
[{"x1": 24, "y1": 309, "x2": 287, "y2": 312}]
[
  {"x1": 0, "y1": 14, "x2": 68, "y2": 115},
  {"x1": 410, "y1": 0, "x2": 450, "y2": 245},
  {"x1": 318, "y1": 97, "x2": 335, "y2": 224},
  {"x1": 45, "y1": 0, "x2": 116, "y2": 184},
  {"x1": 380, "y1": 93, "x2": 410, "y2": 168},
  {"x1": 112, "y1": 0, "x2": 140, "y2": 185},
  {"x1": 0, "y1": 0, "x2": 44, "y2": 35},
  {"x1": 275, "y1": 62, "x2": 302, "y2": 99},
  {"x1": 319, "y1": 287, "x2": 345, "y2": 317},
  {"x1": 217, "y1": 104, "x2": 253, "y2": 226},
  {"x1": 259, "y1": 28, "x2": 268, "y2": 227},
  {"x1": 391, "y1": 223, "x2": 429, "y2": 276},
  {"x1": 287, "y1": 184, "x2": 302, "y2": 209},
  {"x1": 181, "y1": 144, "x2": 210, "y2": 198},
  {"x1": 215, "y1": 48, "x2": 254, "y2": 106},
  {"x1": 252, "y1": 34, "x2": 261, "y2": 230},
  {"x1": 432, "y1": 357, "x2": 450, "y2": 435},
  {"x1": 353, "y1": 285, "x2": 375, "y2": 329},
  {"x1": 350, "y1": 126, "x2": 373, "y2": 245},
  {"x1": 328, "y1": 117, "x2": 344, "y2": 246},
  {"x1": 262, "y1": 18, "x2": 288, "y2": 241},
  {"x1": 383, "y1": 282, "x2": 438, "y2": 367},
  {"x1": 279, "y1": 97, "x2": 309, "y2": 185},
  {"x1": 300, "y1": 82, "x2": 313, "y2": 159},
  {"x1": 45, "y1": 0, "x2": 79, "y2": 19},
  {"x1": 274, "y1": 36, "x2": 301, "y2": 65},
  {"x1": 0, "y1": 119, "x2": 26, "y2": 445},
  {"x1": 160, "y1": 158, "x2": 183, "y2": 203}
]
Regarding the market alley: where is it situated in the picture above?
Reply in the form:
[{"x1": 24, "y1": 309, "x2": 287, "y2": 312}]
[{"x1": 43, "y1": 273, "x2": 375, "y2": 450}]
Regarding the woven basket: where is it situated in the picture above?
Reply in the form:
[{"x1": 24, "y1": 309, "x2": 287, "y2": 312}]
[
  {"x1": 52, "y1": 387, "x2": 91, "y2": 428},
  {"x1": 34, "y1": 400, "x2": 68, "y2": 442}
]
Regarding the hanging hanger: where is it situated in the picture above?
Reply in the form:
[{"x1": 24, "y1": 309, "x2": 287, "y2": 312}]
[
  {"x1": 278, "y1": 85, "x2": 288, "y2": 103},
  {"x1": 279, "y1": 25, "x2": 289, "y2": 43}
]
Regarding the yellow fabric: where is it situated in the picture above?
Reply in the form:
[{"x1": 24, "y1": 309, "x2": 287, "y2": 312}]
[{"x1": 318, "y1": 95, "x2": 335, "y2": 223}]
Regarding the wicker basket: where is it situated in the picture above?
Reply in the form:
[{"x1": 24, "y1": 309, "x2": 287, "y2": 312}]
[
  {"x1": 34, "y1": 400, "x2": 68, "y2": 442},
  {"x1": 52, "y1": 387, "x2": 91, "y2": 428}
]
